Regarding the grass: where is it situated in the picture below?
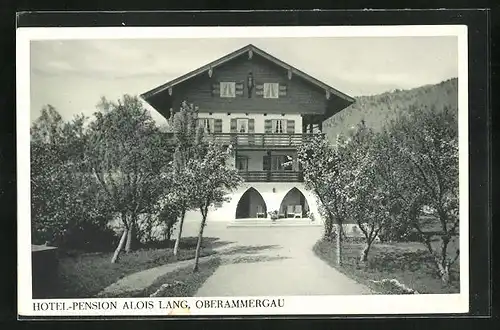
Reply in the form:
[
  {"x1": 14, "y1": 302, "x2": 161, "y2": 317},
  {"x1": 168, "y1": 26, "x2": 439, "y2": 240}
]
[
  {"x1": 313, "y1": 237, "x2": 460, "y2": 294},
  {"x1": 135, "y1": 257, "x2": 222, "y2": 297},
  {"x1": 53, "y1": 237, "x2": 220, "y2": 298}
]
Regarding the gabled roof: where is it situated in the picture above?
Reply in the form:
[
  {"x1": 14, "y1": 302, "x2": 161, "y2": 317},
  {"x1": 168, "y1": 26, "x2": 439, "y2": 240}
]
[{"x1": 140, "y1": 44, "x2": 355, "y2": 103}]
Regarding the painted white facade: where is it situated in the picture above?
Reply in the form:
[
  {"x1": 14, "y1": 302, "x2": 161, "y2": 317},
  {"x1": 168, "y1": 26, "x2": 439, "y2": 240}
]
[
  {"x1": 189, "y1": 111, "x2": 311, "y2": 224},
  {"x1": 184, "y1": 182, "x2": 320, "y2": 223}
]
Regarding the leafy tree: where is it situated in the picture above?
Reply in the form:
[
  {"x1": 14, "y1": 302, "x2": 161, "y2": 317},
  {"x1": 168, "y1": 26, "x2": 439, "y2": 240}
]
[
  {"x1": 341, "y1": 121, "x2": 389, "y2": 262},
  {"x1": 384, "y1": 105, "x2": 459, "y2": 283},
  {"x1": 363, "y1": 128, "x2": 418, "y2": 244},
  {"x1": 297, "y1": 133, "x2": 352, "y2": 266},
  {"x1": 85, "y1": 95, "x2": 170, "y2": 262},
  {"x1": 31, "y1": 105, "x2": 115, "y2": 250},
  {"x1": 186, "y1": 143, "x2": 242, "y2": 272},
  {"x1": 168, "y1": 101, "x2": 205, "y2": 256},
  {"x1": 156, "y1": 190, "x2": 183, "y2": 242}
]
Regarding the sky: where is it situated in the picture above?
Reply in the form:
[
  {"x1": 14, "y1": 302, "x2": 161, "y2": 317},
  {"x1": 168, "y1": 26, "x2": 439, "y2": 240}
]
[{"x1": 30, "y1": 36, "x2": 458, "y2": 124}]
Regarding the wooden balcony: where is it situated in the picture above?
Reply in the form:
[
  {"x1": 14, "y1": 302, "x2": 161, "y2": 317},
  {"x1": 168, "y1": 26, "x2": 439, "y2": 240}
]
[
  {"x1": 239, "y1": 171, "x2": 304, "y2": 182},
  {"x1": 162, "y1": 133, "x2": 321, "y2": 149},
  {"x1": 206, "y1": 133, "x2": 319, "y2": 148}
]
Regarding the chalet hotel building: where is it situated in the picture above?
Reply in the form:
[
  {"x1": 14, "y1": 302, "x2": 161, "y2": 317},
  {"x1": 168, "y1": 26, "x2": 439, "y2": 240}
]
[{"x1": 141, "y1": 44, "x2": 355, "y2": 226}]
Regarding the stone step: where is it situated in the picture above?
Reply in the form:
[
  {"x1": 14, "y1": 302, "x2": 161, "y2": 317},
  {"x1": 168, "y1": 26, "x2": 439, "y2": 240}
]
[{"x1": 227, "y1": 219, "x2": 322, "y2": 227}]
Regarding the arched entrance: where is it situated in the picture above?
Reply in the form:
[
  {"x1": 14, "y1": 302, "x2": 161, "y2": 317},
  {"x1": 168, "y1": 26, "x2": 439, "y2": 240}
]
[
  {"x1": 235, "y1": 187, "x2": 267, "y2": 219},
  {"x1": 279, "y1": 187, "x2": 310, "y2": 218}
]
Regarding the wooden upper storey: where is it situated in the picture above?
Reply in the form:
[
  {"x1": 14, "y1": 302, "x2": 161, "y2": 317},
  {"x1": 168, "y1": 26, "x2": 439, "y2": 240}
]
[{"x1": 141, "y1": 44, "x2": 354, "y2": 122}]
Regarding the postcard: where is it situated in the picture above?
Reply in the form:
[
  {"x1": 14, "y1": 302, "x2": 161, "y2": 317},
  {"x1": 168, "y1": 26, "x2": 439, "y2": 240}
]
[{"x1": 17, "y1": 24, "x2": 469, "y2": 317}]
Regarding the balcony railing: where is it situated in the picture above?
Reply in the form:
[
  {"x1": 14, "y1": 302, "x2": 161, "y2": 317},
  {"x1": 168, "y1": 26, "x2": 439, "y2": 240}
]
[
  {"x1": 206, "y1": 133, "x2": 319, "y2": 148},
  {"x1": 163, "y1": 133, "x2": 322, "y2": 148},
  {"x1": 239, "y1": 171, "x2": 304, "y2": 182}
]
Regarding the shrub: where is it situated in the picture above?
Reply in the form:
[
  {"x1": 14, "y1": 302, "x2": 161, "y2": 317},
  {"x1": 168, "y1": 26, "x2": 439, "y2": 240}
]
[
  {"x1": 57, "y1": 218, "x2": 118, "y2": 252},
  {"x1": 378, "y1": 221, "x2": 415, "y2": 242}
]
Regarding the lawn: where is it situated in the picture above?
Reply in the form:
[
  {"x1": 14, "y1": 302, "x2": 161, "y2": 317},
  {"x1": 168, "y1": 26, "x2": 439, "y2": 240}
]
[
  {"x1": 135, "y1": 257, "x2": 222, "y2": 297},
  {"x1": 313, "y1": 237, "x2": 460, "y2": 294},
  {"x1": 52, "y1": 237, "x2": 219, "y2": 298}
]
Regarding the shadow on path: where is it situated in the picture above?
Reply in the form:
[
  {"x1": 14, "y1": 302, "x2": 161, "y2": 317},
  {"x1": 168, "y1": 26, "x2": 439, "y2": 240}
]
[
  {"x1": 228, "y1": 255, "x2": 290, "y2": 264},
  {"x1": 219, "y1": 244, "x2": 281, "y2": 256}
]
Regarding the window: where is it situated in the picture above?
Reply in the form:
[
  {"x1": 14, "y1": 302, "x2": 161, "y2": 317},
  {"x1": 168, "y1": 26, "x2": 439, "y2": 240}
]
[
  {"x1": 198, "y1": 118, "x2": 214, "y2": 134},
  {"x1": 272, "y1": 119, "x2": 287, "y2": 133},
  {"x1": 263, "y1": 83, "x2": 279, "y2": 99},
  {"x1": 263, "y1": 155, "x2": 271, "y2": 171},
  {"x1": 237, "y1": 118, "x2": 248, "y2": 133},
  {"x1": 236, "y1": 156, "x2": 248, "y2": 171},
  {"x1": 220, "y1": 82, "x2": 236, "y2": 98}
]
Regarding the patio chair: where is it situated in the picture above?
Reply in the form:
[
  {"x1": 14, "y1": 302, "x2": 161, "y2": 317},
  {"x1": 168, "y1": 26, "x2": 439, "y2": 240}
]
[
  {"x1": 256, "y1": 205, "x2": 265, "y2": 218},
  {"x1": 294, "y1": 205, "x2": 303, "y2": 218},
  {"x1": 278, "y1": 206, "x2": 286, "y2": 218},
  {"x1": 286, "y1": 205, "x2": 295, "y2": 218}
]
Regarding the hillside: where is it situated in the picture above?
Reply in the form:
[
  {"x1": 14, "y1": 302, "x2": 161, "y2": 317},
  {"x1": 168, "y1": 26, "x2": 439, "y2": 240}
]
[{"x1": 324, "y1": 78, "x2": 458, "y2": 141}]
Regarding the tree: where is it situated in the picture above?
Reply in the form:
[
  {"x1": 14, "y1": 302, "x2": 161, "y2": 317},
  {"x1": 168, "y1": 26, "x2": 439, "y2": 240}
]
[
  {"x1": 297, "y1": 133, "x2": 352, "y2": 266},
  {"x1": 384, "y1": 105, "x2": 459, "y2": 283},
  {"x1": 168, "y1": 101, "x2": 205, "y2": 256},
  {"x1": 156, "y1": 190, "x2": 183, "y2": 242},
  {"x1": 31, "y1": 106, "x2": 115, "y2": 250},
  {"x1": 86, "y1": 95, "x2": 170, "y2": 263},
  {"x1": 186, "y1": 143, "x2": 242, "y2": 272},
  {"x1": 364, "y1": 128, "x2": 418, "y2": 244},
  {"x1": 343, "y1": 121, "x2": 395, "y2": 262}
]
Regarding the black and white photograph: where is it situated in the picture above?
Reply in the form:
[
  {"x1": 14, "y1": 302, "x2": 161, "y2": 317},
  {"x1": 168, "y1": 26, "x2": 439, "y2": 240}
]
[{"x1": 17, "y1": 25, "x2": 469, "y2": 316}]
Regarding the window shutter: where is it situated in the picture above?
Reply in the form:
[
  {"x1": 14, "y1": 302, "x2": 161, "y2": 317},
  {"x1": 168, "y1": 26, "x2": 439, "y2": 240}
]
[
  {"x1": 286, "y1": 120, "x2": 295, "y2": 134},
  {"x1": 264, "y1": 120, "x2": 272, "y2": 133},
  {"x1": 211, "y1": 83, "x2": 220, "y2": 96},
  {"x1": 279, "y1": 84, "x2": 287, "y2": 97},
  {"x1": 214, "y1": 119, "x2": 222, "y2": 133},
  {"x1": 255, "y1": 84, "x2": 264, "y2": 97},
  {"x1": 230, "y1": 119, "x2": 237, "y2": 133},
  {"x1": 263, "y1": 156, "x2": 271, "y2": 171},
  {"x1": 248, "y1": 119, "x2": 255, "y2": 133},
  {"x1": 235, "y1": 82, "x2": 244, "y2": 96}
]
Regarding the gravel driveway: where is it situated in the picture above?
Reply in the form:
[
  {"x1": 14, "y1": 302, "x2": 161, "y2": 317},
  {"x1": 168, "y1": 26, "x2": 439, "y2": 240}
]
[{"x1": 179, "y1": 222, "x2": 374, "y2": 296}]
